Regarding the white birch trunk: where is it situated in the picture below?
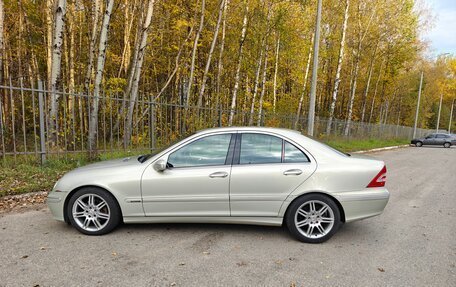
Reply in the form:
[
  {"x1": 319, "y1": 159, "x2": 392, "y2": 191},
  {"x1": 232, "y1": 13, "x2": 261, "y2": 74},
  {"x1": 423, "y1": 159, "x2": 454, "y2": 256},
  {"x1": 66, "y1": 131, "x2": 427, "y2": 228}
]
[
  {"x1": 257, "y1": 43, "x2": 269, "y2": 126},
  {"x1": 124, "y1": 0, "x2": 155, "y2": 146},
  {"x1": 216, "y1": 0, "x2": 228, "y2": 99},
  {"x1": 293, "y1": 33, "x2": 313, "y2": 130},
  {"x1": 185, "y1": 0, "x2": 205, "y2": 107},
  {"x1": 360, "y1": 43, "x2": 378, "y2": 123},
  {"x1": 368, "y1": 60, "x2": 384, "y2": 123},
  {"x1": 46, "y1": 0, "x2": 54, "y2": 90},
  {"x1": 48, "y1": 0, "x2": 66, "y2": 145},
  {"x1": 248, "y1": 44, "x2": 265, "y2": 126},
  {"x1": 344, "y1": 46, "x2": 360, "y2": 136},
  {"x1": 88, "y1": 0, "x2": 114, "y2": 155},
  {"x1": 84, "y1": 0, "x2": 100, "y2": 94},
  {"x1": 228, "y1": 2, "x2": 248, "y2": 126},
  {"x1": 198, "y1": 0, "x2": 225, "y2": 108},
  {"x1": 326, "y1": 0, "x2": 349, "y2": 135},
  {"x1": 117, "y1": 0, "x2": 136, "y2": 77},
  {"x1": 272, "y1": 33, "x2": 280, "y2": 113},
  {"x1": 0, "y1": 0, "x2": 3, "y2": 84}
]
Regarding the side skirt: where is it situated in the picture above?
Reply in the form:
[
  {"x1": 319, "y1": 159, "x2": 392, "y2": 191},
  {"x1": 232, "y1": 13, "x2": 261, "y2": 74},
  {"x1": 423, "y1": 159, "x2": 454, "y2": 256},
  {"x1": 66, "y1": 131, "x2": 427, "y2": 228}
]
[{"x1": 122, "y1": 216, "x2": 283, "y2": 226}]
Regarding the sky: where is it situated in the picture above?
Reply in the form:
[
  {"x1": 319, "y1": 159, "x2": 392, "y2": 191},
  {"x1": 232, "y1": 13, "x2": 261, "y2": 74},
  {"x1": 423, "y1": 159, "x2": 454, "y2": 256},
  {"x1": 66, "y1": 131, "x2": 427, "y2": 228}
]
[{"x1": 422, "y1": 0, "x2": 456, "y2": 56}]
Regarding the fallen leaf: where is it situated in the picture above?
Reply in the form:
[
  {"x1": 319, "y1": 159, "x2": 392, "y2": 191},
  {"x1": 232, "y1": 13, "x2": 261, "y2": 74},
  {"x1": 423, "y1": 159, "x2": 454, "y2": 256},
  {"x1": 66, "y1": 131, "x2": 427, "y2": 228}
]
[
  {"x1": 21, "y1": 255, "x2": 28, "y2": 259},
  {"x1": 377, "y1": 267, "x2": 385, "y2": 272},
  {"x1": 178, "y1": 262, "x2": 185, "y2": 266},
  {"x1": 112, "y1": 252, "x2": 117, "y2": 256}
]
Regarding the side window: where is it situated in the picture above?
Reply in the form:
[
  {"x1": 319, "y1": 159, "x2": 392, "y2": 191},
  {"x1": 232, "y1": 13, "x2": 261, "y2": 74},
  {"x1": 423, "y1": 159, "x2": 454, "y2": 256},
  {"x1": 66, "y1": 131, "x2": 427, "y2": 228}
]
[
  {"x1": 167, "y1": 134, "x2": 232, "y2": 168},
  {"x1": 240, "y1": 134, "x2": 282, "y2": 164},
  {"x1": 284, "y1": 141, "x2": 309, "y2": 163}
]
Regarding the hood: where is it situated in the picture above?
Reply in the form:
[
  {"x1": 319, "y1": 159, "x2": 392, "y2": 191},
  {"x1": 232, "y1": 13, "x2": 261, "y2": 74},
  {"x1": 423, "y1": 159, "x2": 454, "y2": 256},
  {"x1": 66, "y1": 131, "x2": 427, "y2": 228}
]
[{"x1": 68, "y1": 156, "x2": 141, "y2": 173}]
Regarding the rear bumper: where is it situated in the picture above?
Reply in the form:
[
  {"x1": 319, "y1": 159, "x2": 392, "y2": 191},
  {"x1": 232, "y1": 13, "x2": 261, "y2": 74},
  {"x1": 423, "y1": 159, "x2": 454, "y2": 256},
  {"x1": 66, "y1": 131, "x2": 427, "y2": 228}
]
[{"x1": 333, "y1": 187, "x2": 390, "y2": 222}]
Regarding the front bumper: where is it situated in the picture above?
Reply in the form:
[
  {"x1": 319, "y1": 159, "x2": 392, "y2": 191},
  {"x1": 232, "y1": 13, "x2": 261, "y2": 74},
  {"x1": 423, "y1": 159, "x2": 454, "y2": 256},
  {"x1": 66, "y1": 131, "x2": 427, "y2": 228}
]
[
  {"x1": 334, "y1": 187, "x2": 390, "y2": 222},
  {"x1": 47, "y1": 190, "x2": 67, "y2": 222}
]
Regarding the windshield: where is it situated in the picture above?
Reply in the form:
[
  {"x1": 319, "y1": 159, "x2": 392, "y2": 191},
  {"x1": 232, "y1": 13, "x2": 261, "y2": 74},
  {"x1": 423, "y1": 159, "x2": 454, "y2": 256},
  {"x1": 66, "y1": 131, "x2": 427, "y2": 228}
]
[{"x1": 137, "y1": 133, "x2": 195, "y2": 163}]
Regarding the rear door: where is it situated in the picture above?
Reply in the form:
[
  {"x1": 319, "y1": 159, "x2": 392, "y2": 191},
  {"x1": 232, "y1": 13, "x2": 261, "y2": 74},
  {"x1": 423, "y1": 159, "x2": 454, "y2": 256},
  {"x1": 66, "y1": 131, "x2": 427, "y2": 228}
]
[
  {"x1": 229, "y1": 132, "x2": 316, "y2": 217},
  {"x1": 435, "y1": 134, "x2": 447, "y2": 145}
]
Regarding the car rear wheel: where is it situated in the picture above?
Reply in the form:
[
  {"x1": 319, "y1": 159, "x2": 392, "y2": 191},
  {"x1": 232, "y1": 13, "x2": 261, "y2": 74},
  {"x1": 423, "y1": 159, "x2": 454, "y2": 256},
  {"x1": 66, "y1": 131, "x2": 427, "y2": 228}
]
[
  {"x1": 67, "y1": 187, "x2": 121, "y2": 235},
  {"x1": 444, "y1": 142, "x2": 451, "y2": 148},
  {"x1": 416, "y1": 141, "x2": 423, "y2": 147},
  {"x1": 286, "y1": 194, "x2": 341, "y2": 243}
]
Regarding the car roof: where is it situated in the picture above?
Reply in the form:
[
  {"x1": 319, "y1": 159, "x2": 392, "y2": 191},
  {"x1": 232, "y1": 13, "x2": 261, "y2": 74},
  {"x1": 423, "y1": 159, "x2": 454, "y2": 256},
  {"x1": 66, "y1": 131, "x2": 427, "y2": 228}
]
[{"x1": 196, "y1": 126, "x2": 302, "y2": 135}]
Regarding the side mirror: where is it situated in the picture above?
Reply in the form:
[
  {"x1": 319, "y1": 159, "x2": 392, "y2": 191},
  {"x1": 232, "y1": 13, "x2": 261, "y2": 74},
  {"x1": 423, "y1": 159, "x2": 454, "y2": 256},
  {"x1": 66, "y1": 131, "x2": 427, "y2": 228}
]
[{"x1": 153, "y1": 159, "x2": 167, "y2": 172}]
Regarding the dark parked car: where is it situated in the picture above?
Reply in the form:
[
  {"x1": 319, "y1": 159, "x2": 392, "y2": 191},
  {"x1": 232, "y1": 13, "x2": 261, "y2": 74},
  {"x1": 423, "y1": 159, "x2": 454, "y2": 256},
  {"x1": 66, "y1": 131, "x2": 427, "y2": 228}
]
[{"x1": 411, "y1": 133, "x2": 456, "y2": 148}]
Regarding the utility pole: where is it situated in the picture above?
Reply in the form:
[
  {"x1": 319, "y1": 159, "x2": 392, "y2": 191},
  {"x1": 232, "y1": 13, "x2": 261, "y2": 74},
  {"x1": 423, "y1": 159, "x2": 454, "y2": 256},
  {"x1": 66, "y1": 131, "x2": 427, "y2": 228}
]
[
  {"x1": 307, "y1": 0, "x2": 322, "y2": 137},
  {"x1": 436, "y1": 93, "x2": 443, "y2": 133},
  {"x1": 449, "y1": 99, "x2": 455, "y2": 134},
  {"x1": 413, "y1": 71, "x2": 423, "y2": 138}
]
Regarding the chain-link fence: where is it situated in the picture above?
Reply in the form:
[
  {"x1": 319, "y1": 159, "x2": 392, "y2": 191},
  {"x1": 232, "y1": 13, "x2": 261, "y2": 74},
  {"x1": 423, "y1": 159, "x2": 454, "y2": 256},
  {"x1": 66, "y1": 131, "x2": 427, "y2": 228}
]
[{"x1": 0, "y1": 82, "x2": 432, "y2": 164}]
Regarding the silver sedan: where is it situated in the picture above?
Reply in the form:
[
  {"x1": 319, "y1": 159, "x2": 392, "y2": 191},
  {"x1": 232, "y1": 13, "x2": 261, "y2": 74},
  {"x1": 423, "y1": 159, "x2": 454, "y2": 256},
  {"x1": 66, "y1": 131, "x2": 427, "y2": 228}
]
[{"x1": 47, "y1": 127, "x2": 389, "y2": 243}]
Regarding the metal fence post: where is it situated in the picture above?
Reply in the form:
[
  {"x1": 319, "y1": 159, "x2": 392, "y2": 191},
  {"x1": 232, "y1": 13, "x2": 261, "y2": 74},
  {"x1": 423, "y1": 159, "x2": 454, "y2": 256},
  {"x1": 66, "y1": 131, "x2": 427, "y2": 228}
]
[
  {"x1": 38, "y1": 81, "x2": 47, "y2": 165},
  {"x1": 150, "y1": 101, "x2": 155, "y2": 150}
]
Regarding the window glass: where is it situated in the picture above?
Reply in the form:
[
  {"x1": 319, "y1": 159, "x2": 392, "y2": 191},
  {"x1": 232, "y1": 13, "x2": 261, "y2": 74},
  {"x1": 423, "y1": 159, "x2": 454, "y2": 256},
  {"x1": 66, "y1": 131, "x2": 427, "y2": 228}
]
[
  {"x1": 426, "y1": 134, "x2": 435, "y2": 139},
  {"x1": 167, "y1": 134, "x2": 231, "y2": 167},
  {"x1": 436, "y1": 134, "x2": 448, "y2": 138},
  {"x1": 284, "y1": 141, "x2": 309, "y2": 163},
  {"x1": 240, "y1": 134, "x2": 282, "y2": 164}
]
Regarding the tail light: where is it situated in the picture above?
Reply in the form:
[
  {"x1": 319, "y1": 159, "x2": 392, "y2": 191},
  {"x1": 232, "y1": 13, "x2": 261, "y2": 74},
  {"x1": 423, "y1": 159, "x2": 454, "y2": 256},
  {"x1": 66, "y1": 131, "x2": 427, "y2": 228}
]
[{"x1": 367, "y1": 165, "x2": 387, "y2": 188}]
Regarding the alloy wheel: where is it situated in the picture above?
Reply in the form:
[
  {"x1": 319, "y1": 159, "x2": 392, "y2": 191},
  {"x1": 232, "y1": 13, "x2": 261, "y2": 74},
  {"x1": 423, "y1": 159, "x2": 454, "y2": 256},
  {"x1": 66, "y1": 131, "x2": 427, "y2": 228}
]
[
  {"x1": 294, "y1": 200, "x2": 335, "y2": 239},
  {"x1": 71, "y1": 193, "x2": 111, "y2": 232}
]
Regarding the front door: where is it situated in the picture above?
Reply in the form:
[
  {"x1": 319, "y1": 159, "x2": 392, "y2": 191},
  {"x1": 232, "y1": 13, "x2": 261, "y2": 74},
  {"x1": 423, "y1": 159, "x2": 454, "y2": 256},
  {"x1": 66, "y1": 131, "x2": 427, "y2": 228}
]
[
  {"x1": 423, "y1": 134, "x2": 436, "y2": 145},
  {"x1": 141, "y1": 133, "x2": 234, "y2": 216}
]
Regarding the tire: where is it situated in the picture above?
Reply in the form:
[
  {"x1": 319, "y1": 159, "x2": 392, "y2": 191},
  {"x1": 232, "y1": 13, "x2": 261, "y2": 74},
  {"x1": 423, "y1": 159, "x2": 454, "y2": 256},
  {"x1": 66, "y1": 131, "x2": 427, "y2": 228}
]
[
  {"x1": 285, "y1": 194, "x2": 341, "y2": 243},
  {"x1": 415, "y1": 141, "x2": 423, "y2": 147},
  {"x1": 444, "y1": 142, "x2": 451, "y2": 148},
  {"x1": 67, "y1": 187, "x2": 121, "y2": 235}
]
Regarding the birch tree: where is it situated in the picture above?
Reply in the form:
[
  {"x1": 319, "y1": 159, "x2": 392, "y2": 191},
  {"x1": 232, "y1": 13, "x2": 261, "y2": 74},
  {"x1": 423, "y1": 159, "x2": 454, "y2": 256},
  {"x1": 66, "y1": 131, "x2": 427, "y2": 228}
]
[
  {"x1": 48, "y1": 0, "x2": 66, "y2": 146},
  {"x1": 83, "y1": 0, "x2": 101, "y2": 94},
  {"x1": 257, "y1": 42, "x2": 269, "y2": 126},
  {"x1": 293, "y1": 33, "x2": 313, "y2": 130},
  {"x1": 0, "y1": 0, "x2": 3, "y2": 85},
  {"x1": 228, "y1": 1, "x2": 248, "y2": 126},
  {"x1": 272, "y1": 33, "x2": 280, "y2": 113},
  {"x1": 198, "y1": 0, "x2": 225, "y2": 108},
  {"x1": 248, "y1": 41, "x2": 265, "y2": 126},
  {"x1": 344, "y1": 3, "x2": 377, "y2": 136},
  {"x1": 124, "y1": 0, "x2": 155, "y2": 146},
  {"x1": 88, "y1": 0, "x2": 114, "y2": 156},
  {"x1": 185, "y1": 0, "x2": 205, "y2": 107},
  {"x1": 216, "y1": 0, "x2": 228, "y2": 101},
  {"x1": 326, "y1": 0, "x2": 349, "y2": 135}
]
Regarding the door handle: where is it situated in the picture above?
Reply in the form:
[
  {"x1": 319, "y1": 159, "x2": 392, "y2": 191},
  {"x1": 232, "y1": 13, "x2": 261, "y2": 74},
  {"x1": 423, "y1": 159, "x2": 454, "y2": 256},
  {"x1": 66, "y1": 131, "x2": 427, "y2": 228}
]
[
  {"x1": 283, "y1": 169, "x2": 303, "y2": 176},
  {"x1": 209, "y1": 171, "x2": 229, "y2": 178}
]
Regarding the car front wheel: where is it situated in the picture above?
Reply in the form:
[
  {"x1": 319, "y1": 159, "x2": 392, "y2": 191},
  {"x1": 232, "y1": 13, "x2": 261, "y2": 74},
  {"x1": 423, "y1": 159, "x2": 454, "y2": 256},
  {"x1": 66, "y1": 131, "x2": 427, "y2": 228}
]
[
  {"x1": 67, "y1": 187, "x2": 121, "y2": 235},
  {"x1": 286, "y1": 194, "x2": 341, "y2": 243},
  {"x1": 416, "y1": 141, "x2": 423, "y2": 147}
]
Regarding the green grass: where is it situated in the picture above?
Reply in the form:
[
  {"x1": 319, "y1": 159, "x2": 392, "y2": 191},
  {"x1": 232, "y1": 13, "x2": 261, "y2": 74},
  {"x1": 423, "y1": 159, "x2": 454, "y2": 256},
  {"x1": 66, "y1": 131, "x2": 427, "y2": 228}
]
[
  {"x1": 321, "y1": 138, "x2": 409, "y2": 153},
  {"x1": 0, "y1": 138, "x2": 409, "y2": 197}
]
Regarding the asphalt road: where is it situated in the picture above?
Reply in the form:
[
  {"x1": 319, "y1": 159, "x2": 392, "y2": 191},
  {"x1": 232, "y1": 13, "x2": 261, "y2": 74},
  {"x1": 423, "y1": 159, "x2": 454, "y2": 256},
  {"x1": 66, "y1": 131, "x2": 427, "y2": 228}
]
[{"x1": 1, "y1": 146, "x2": 455, "y2": 286}]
